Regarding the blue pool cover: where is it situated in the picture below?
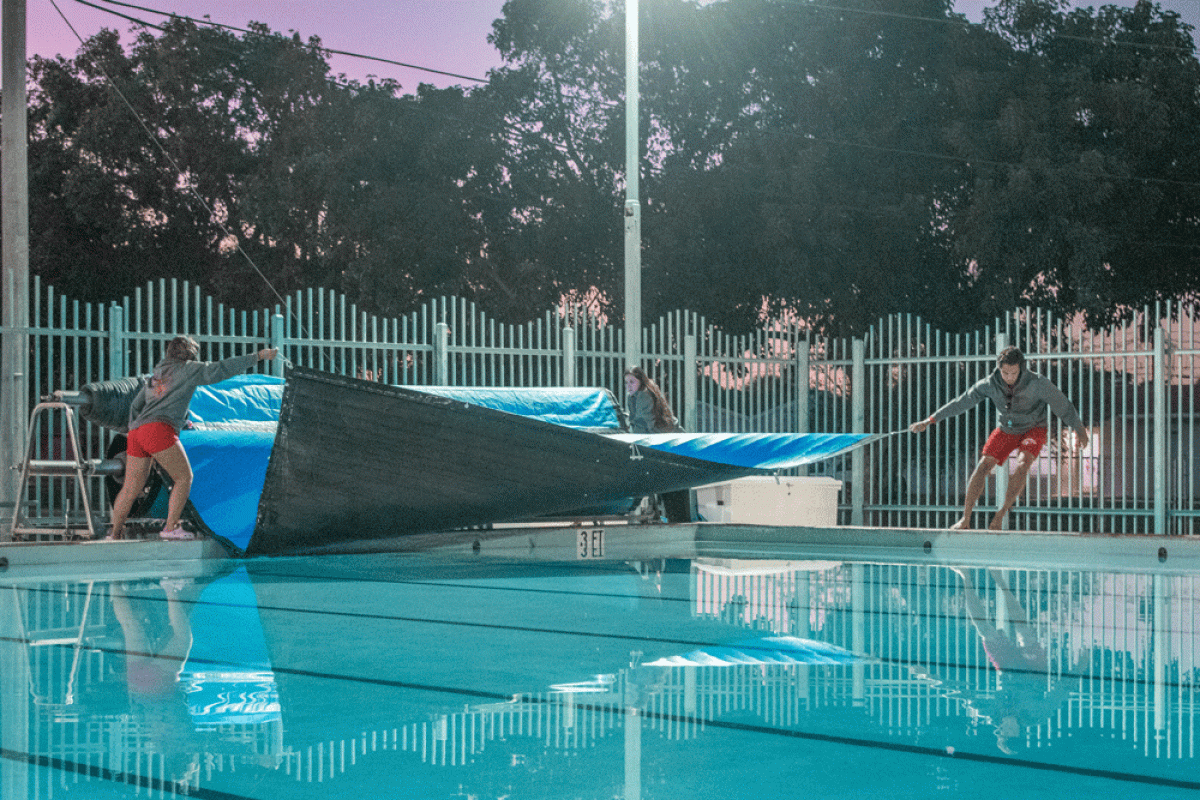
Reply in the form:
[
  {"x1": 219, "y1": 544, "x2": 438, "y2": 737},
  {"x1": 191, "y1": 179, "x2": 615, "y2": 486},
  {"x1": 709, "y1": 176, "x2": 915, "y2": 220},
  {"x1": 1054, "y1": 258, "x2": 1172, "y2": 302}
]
[
  {"x1": 179, "y1": 375, "x2": 282, "y2": 551},
  {"x1": 412, "y1": 386, "x2": 626, "y2": 431},
  {"x1": 177, "y1": 376, "x2": 873, "y2": 552},
  {"x1": 609, "y1": 431, "x2": 875, "y2": 471}
]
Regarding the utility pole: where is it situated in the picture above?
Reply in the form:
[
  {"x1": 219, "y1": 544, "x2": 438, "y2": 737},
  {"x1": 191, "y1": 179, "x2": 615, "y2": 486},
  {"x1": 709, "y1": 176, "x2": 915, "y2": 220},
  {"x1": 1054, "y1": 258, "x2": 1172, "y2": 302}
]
[
  {"x1": 2, "y1": 0, "x2": 30, "y2": 538},
  {"x1": 623, "y1": 0, "x2": 641, "y2": 369}
]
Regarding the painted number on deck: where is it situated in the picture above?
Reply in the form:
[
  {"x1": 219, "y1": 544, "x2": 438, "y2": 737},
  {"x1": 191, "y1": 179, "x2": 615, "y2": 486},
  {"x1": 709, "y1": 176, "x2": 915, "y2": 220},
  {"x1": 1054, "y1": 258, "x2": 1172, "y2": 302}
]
[{"x1": 577, "y1": 528, "x2": 604, "y2": 559}]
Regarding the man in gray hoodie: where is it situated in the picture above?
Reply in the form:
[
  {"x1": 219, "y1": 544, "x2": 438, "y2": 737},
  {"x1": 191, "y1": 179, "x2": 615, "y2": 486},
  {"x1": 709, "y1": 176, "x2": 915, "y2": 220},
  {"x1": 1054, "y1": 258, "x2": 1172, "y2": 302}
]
[
  {"x1": 110, "y1": 335, "x2": 277, "y2": 541},
  {"x1": 909, "y1": 347, "x2": 1088, "y2": 530}
]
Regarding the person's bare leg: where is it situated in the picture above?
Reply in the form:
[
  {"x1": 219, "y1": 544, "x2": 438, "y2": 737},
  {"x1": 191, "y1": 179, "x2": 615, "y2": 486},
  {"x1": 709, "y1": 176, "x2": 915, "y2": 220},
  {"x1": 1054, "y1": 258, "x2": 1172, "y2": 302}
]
[
  {"x1": 950, "y1": 566, "x2": 1001, "y2": 641},
  {"x1": 109, "y1": 582, "x2": 149, "y2": 652},
  {"x1": 988, "y1": 567, "x2": 1046, "y2": 668},
  {"x1": 989, "y1": 569, "x2": 1030, "y2": 621},
  {"x1": 109, "y1": 455, "x2": 152, "y2": 540},
  {"x1": 159, "y1": 580, "x2": 195, "y2": 663},
  {"x1": 152, "y1": 443, "x2": 193, "y2": 532},
  {"x1": 951, "y1": 456, "x2": 998, "y2": 530},
  {"x1": 990, "y1": 451, "x2": 1034, "y2": 530}
]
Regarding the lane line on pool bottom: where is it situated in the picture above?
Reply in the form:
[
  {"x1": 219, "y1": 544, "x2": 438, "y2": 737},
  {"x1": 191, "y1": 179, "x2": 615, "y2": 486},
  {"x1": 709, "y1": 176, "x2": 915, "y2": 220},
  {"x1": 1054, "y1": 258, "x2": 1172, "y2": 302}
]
[
  {"x1": 5, "y1": 689, "x2": 1198, "y2": 795},
  {"x1": 0, "y1": 747, "x2": 254, "y2": 800}
]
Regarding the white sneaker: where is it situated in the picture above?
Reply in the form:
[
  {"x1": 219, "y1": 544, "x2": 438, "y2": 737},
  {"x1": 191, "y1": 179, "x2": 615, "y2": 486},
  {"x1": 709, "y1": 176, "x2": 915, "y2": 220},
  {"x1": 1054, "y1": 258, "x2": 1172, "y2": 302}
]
[{"x1": 160, "y1": 526, "x2": 195, "y2": 541}]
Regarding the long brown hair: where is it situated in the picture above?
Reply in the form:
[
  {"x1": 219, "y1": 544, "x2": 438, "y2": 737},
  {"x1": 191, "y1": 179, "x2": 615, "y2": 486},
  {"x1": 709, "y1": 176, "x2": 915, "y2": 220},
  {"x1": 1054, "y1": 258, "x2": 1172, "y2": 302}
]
[
  {"x1": 626, "y1": 365, "x2": 678, "y2": 431},
  {"x1": 166, "y1": 335, "x2": 200, "y2": 362}
]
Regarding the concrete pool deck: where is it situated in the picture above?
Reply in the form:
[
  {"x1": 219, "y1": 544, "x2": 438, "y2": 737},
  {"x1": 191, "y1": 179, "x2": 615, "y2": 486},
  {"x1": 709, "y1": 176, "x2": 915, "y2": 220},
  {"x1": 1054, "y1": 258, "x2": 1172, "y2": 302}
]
[
  {"x1": 0, "y1": 535, "x2": 229, "y2": 580},
  {"x1": 441, "y1": 522, "x2": 1200, "y2": 574},
  {"x1": 3, "y1": 522, "x2": 1198, "y2": 577}
]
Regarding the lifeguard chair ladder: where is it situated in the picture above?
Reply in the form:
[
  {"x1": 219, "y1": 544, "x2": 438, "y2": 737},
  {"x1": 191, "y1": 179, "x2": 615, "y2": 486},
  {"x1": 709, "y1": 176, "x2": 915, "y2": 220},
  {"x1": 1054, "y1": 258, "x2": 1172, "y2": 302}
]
[{"x1": 9, "y1": 401, "x2": 117, "y2": 541}]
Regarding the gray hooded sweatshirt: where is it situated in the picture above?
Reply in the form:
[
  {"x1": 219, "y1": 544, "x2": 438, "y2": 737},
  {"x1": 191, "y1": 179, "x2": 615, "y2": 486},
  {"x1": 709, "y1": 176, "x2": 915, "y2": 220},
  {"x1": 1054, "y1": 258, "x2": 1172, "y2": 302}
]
[
  {"x1": 930, "y1": 367, "x2": 1085, "y2": 437},
  {"x1": 128, "y1": 352, "x2": 259, "y2": 432},
  {"x1": 627, "y1": 389, "x2": 681, "y2": 433}
]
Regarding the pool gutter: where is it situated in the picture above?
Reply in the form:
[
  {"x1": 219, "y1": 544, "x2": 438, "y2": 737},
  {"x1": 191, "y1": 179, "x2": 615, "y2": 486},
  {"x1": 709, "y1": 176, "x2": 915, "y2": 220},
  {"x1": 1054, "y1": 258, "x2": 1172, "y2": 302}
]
[
  {"x1": 2, "y1": 523, "x2": 1197, "y2": 577},
  {"x1": 0, "y1": 536, "x2": 230, "y2": 581},
  {"x1": 439, "y1": 522, "x2": 1200, "y2": 574}
]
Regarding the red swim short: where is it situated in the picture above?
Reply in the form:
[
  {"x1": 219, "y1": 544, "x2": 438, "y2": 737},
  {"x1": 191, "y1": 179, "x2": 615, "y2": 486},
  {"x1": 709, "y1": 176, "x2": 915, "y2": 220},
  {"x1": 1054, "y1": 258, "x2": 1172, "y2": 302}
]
[
  {"x1": 126, "y1": 421, "x2": 179, "y2": 458},
  {"x1": 982, "y1": 426, "x2": 1047, "y2": 463}
]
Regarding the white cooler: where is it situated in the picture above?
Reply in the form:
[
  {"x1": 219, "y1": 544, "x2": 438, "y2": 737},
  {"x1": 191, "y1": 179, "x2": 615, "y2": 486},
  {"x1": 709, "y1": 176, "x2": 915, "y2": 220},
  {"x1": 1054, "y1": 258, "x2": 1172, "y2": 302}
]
[{"x1": 695, "y1": 476, "x2": 843, "y2": 526}]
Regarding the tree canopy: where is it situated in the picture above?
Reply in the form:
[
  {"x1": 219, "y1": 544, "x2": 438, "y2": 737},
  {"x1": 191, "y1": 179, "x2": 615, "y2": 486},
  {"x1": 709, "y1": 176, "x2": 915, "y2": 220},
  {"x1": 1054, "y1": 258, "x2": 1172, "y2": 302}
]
[{"x1": 7, "y1": 0, "x2": 1200, "y2": 335}]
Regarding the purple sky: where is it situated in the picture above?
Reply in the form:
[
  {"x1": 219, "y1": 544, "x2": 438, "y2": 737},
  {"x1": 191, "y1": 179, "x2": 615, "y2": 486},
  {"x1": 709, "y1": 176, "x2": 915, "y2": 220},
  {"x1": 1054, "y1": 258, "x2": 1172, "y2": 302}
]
[
  {"x1": 10, "y1": 0, "x2": 1200, "y2": 90},
  {"x1": 22, "y1": 0, "x2": 510, "y2": 89}
]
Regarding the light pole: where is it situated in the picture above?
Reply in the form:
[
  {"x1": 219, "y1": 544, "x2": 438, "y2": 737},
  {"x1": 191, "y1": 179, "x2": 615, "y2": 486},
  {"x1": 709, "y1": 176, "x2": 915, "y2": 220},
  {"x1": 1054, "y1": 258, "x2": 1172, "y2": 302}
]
[
  {"x1": 1, "y1": 0, "x2": 30, "y2": 540},
  {"x1": 623, "y1": 0, "x2": 641, "y2": 369}
]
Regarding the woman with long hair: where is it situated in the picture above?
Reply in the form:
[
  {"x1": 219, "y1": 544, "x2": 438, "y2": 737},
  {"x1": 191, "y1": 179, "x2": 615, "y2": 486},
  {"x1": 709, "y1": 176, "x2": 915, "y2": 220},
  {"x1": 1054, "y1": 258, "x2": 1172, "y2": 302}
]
[
  {"x1": 109, "y1": 335, "x2": 277, "y2": 540},
  {"x1": 623, "y1": 365, "x2": 679, "y2": 433},
  {"x1": 623, "y1": 365, "x2": 690, "y2": 521}
]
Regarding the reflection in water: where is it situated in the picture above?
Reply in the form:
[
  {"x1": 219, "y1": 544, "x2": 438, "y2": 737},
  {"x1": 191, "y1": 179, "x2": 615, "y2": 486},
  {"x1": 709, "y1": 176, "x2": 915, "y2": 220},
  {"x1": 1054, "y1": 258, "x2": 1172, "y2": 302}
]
[
  {"x1": 3, "y1": 567, "x2": 282, "y2": 798},
  {"x1": 930, "y1": 568, "x2": 1087, "y2": 755},
  {"x1": 110, "y1": 577, "x2": 203, "y2": 790},
  {"x1": 1, "y1": 555, "x2": 1199, "y2": 798}
]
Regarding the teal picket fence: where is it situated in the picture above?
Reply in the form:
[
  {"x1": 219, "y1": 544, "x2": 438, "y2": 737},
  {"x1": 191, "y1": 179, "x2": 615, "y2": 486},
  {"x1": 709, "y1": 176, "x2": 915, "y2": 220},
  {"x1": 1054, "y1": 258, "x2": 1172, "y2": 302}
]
[{"x1": 6, "y1": 278, "x2": 1197, "y2": 534}]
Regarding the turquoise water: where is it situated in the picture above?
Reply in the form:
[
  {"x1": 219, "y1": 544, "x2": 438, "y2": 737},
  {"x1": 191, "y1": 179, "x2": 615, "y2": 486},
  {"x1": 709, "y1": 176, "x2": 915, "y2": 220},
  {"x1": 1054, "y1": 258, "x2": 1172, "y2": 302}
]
[{"x1": 2, "y1": 536, "x2": 1198, "y2": 798}]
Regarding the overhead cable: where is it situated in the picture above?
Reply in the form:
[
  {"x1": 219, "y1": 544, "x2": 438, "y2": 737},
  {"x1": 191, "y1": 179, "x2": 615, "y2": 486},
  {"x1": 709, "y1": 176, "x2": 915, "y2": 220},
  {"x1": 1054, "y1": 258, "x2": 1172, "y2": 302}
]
[{"x1": 75, "y1": 0, "x2": 489, "y2": 84}]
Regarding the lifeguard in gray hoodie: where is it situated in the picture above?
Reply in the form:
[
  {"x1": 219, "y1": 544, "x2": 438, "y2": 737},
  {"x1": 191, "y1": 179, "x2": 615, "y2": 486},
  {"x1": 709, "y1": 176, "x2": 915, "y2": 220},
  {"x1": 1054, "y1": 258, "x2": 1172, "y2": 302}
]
[
  {"x1": 910, "y1": 346, "x2": 1088, "y2": 530},
  {"x1": 109, "y1": 336, "x2": 277, "y2": 541}
]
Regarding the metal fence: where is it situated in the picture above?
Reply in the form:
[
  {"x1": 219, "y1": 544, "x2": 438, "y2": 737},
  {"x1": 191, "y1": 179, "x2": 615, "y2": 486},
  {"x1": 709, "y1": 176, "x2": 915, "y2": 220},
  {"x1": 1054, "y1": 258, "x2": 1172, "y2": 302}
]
[
  {"x1": 7, "y1": 278, "x2": 1199, "y2": 534},
  {"x1": 851, "y1": 306, "x2": 1198, "y2": 534}
]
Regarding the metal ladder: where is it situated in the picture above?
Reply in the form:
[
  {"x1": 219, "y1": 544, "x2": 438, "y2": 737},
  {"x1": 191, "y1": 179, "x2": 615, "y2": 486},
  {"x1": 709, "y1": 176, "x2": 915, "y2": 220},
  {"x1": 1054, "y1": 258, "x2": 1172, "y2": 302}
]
[{"x1": 8, "y1": 400, "x2": 119, "y2": 541}]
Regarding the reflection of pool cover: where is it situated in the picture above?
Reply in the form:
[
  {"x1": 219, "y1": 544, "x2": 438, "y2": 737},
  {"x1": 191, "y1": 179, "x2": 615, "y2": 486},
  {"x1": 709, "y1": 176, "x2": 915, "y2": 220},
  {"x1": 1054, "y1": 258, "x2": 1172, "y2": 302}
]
[
  {"x1": 85, "y1": 367, "x2": 874, "y2": 555},
  {"x1": 645, "y1": 635, "x2": 865, "y2": 667},
  {"x1": 181, "y1": 567, "x2": 281, "y2": 728}
]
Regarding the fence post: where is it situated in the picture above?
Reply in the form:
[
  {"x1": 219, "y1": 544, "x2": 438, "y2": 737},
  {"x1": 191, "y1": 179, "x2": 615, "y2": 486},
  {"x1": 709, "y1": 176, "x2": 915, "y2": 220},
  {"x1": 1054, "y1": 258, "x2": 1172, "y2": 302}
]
[
  {"x1": 851, "y1": 562, "x2": 866, "y2": 702},
  {"x1": 993, "y1": 333, "x2": 1008, "y2": 529},
  {"x1": 796, "y1": 339, "x2": 810, "y2": 476},
  {"x1": 270, "y1": 313, "x2": 285, "y2": 378},
  {"x1": 684, "y1": 333, "x2": 697, "y2": 432},
  {"x1": 434, "y1": 322, "x2": 450, "y2": 385},
  {"x1": 562, "y1": 327, "x2": 576, "y2": 388},
  {"x1": 108, "y1": 304, "x2": 126, "y2": 379},
  {"x1": 796, "y1": 341, "x2": 810, "y2": 434},
  {"x1": 851, "y1": 337, "x2": 865, "y2": 526},
  {"x1": 1154, "y1": 325, "x2": 1167, "y2": 534}
]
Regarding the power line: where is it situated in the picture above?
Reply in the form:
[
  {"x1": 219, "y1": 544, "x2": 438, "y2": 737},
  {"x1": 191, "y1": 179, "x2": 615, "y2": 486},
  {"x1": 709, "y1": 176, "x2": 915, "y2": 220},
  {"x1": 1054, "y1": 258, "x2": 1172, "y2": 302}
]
[
  {"x1": 45, "y1": 0, "x2": 1200, "y2": 250},
  {"x1": 48, "y1": 0, "x2": 311, "y2": 340},
  {"x1": 50, "y1": 0, "x2": 602, "y2": 215},
  {"x1": 44, "y1": 0, "x2": 592, "y2": 331},
  {"x1": 74, "y1": 0, "x2": 490, "y2": 84}
]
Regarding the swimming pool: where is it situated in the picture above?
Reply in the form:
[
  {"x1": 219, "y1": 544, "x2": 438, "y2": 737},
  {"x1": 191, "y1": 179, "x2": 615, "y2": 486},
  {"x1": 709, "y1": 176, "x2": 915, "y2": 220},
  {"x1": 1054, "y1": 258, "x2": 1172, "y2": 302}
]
[{"x1": 2, "y1": 528, "x2": 1198, "y2": 798}]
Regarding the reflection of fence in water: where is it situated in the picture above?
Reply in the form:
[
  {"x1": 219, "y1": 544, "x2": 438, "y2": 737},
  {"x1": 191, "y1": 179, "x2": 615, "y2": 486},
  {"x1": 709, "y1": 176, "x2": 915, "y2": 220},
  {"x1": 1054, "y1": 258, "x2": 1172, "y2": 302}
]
[
  {"x1": 13, "y1": 581, "x2": 284, "y2": 798},
  {"x1": 309, "y1": 563, "x2": 1200, "y2": 774},
  {"x1": 690, "y1": 561, "x2": 1200, "y2": 753},
  {"x1": 15, "y1": 565, "x2": 1199, "y2": 795}
]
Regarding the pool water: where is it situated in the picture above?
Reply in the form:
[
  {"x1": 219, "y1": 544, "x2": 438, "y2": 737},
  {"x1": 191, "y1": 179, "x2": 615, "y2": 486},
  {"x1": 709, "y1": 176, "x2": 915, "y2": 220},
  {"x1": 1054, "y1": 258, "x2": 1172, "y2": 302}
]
[{"x1": 2, "y1": 533, "x2": 1198, "y2": 799}]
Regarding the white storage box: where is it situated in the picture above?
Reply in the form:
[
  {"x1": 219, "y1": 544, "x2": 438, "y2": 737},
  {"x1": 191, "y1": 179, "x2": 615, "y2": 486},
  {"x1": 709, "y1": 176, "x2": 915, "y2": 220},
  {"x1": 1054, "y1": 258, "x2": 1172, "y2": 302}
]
[{"x1": 695, "y1": 476, "x2": 843, "y2": 527}]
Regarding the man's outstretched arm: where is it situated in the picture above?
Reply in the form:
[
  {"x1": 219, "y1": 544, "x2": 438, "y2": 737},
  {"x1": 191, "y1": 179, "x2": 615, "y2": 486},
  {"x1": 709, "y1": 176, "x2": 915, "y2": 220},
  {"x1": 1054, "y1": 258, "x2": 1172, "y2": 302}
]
[{"x1": 910, "y1": 380, "x2": 988, "y2": 433}]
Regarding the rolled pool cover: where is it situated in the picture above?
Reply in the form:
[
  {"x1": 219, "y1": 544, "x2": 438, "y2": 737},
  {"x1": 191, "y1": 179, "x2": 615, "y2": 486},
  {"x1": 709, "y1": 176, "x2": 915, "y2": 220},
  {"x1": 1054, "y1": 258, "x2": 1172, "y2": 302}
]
[{"x1": 77, "y1": 375, "x2": 148, "y2": 432}]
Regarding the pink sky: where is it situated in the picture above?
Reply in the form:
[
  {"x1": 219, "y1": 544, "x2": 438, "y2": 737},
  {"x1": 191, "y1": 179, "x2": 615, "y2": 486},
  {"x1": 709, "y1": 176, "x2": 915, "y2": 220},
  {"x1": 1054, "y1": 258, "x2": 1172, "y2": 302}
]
[
  {"x1": 8, "y1": 0, "x2": 1200, "y2": 91},
  {"x1": 19, "y1": 0, "x2": 510, "y2": 89}
]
